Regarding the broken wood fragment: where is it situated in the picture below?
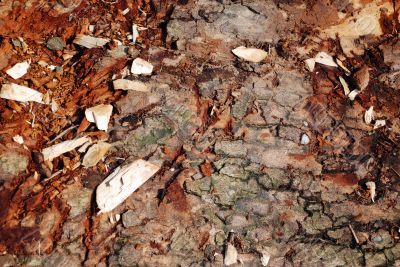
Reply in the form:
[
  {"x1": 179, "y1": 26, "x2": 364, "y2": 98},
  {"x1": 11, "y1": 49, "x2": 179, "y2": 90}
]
[
  {"x1": 82, "y1": 142, "x2": 112, "y2": 167},
  {"x1": 42, "y1": 136, "x2": 90, "y2": 161},
  {"x1": 0, "y1": 83, "x2": 43, "y2": 103},
  {"x1": 6, "y1": 61, "x2": 30, "y2": 79},
  {"x1": 96, "y1": 159, "x2": 161, "y2": 213},
  {"x1": 314, "y1": 52, "x2": 338, "y2": 67},
  {"x1": 131, "y1": 58, "x2": 153, "y2": 75},
  {"x1": 232, "y1": 46, "x2": 268, "y2": 63},
  {"x1": 85, "y1": 104, "x2": 113, "y2": 131},
  {"x1": 113, "y1": 79, "x2": 149, "y2": 92},
  {"x1": 73, "y1": 34, "x2": 110, "y2": 49}
]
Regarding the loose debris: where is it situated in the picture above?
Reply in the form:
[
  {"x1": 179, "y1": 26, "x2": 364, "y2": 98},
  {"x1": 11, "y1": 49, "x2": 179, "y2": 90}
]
[
  {"x1": 1, "y1": 1, "x2": 400, "y2": 266},
  {"x1": 96, "y1": 159, "x2": 160, "y2": 213},
  {"x1": 366, "y1": 181, "x2": 376, "y2": 203},
  {"x1": 231, "y1": 46, "x2": 268, "y2": 63},
  {"x1": 82, "y1": 142, "x2": 112, "y2": 167},
  {"x1": 374, "y1": 120, "x2": 386, "y2": 130},
  {"x1": 73, "y1": 34, "x2": 110, "y2": 49},
  {"x1": 261, "y1": 253, "x2": 271, "y2": 266},
  {"x1": 336, "y1": 58, "x2": 351, "y2": 75},
  {"x1": 349, "y1": 224, "x2": 360, "y2": 244},
  {"x1": 348, "y1": 90, "x2": 359, "y2": 101},
  {"x1": 113, "y1": 79, "x2": 149, "y2": 92},
  {"x1": 339, "y1": 76, "x2": 350, "y2": 96},
  {"x1": 131, "y1": 58, "x2": 153, "y2": 75},
  {"x1": 364, "y1": 106, "x2": 374, "y2": 125},
  {"x1": 46, "y1": 37, "x2": 65, "y2": 51},
  {"x1": 300, "y1": 134, "x2": 310, "y2": 145},
  {"x1": 314, "y1": 52, "x2": 338, "y2": 67},
  {"x1": 42, "y1": 136, "x2": 89, "y2": 161},
  {"x1": 6, "y1": 61, "x2": 30, "y2": 79},
  {"x1": 85, "y1": 104, "x2": 113, "y2": 131},
  {"x1": 304, "y1": 58, "x2": 315, "y2": 72},
  {"x1": 0, "y1": 83, "x2": 43, "y2": 103},
  {"x1": 224, "y1": 243, "x2": 238, "y2": 266},
  {"x1": 132, "y1": 24, "x2": 139, "y2": 43},
  {"x1": 12, "y1": 135, "x2": 24, "y2": 144}
]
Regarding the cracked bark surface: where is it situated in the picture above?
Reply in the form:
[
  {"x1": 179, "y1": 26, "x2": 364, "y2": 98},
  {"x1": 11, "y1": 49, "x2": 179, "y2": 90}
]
[{"x1": 0, "y1": 0, "x2": 400, "y2": 266}]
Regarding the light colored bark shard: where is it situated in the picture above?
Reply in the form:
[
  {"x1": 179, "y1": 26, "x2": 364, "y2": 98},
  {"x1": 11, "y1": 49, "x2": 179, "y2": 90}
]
[
  {"x1": 224, "y1": 244, "x2": 238, "y2": 266},
  {"x1": 96, "y1": 159, "x2": 161, "y2": 213},
  {"x1": 78, "y1": 141, "x2": 91, "y2": 153},
  {"x1": 82, "y1": 142, "x2": 112, "y2": 167},
  {"x1": 366, "y1": 181, "x2": 376, "y2": 203},
  {"x1": 304, "y1": 58, "x2": 315, "y2": 72},
  {"x1": 314, "y1": 52, "x2": 338, "y2": 67},
  {"x1": 364, "y1": 106, "x2": 374, "y2": 125},
  {"x1": 232, "y1": 46, "x2": 268, "y2": 63},
  {"x1": 131, "y1": 58, "x2": 153, "y2": 75},
  {"x1": 42, "y1": 136, "x2": 89, "y2": 161},
  {"x1": 6, "y1": 61, "x2": 30, "y2": 79},
  {"x1": 0, "y1": 83, "x2": 43, "y2": 103},
  {"x1": 374, "y1": 120, "x2": 386, "y2": 130},
  {"x1": 122, "y1": 8, "x2": 130, "y2": 15},
  {"x1": 132, "y1": 24, "x2": 139, "y2": 43},
  {"x1": 51, "y1": 100, "x2": 59, "y2": 112},
  {"x1": 13, "y1": 135, "x2": 24, "y2": 144},
  {"x1": 73, "y1": 34, "x2": 110, "y2": 49},
  {"x1": 113, "y1": 79, "x2": 149, "y2": 92},
  {"x1": 339, "y1": 76, "x2": 350, "y2": 96},
  {"x1": 348, "y1": 90, "x2": 359, "y2": 101},
  {"x1": 336, "y1": 58, "x2": 351, "y2": 75},
  {"x1": 85, "y1": 104, "x2": 113, "y2": 131},
  {"x1": 261, "y1": 253, "x2": 270, "y2": 266}
]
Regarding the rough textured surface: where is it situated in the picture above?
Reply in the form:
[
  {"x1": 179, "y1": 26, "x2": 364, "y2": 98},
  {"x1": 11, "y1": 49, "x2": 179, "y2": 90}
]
[{"x1": 0, "y1": 0, "x2": 399, "y2": 266}]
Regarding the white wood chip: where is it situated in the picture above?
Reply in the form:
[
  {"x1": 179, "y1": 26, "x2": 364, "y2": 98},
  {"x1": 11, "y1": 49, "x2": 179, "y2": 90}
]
[
  {"x1": 51, "y1": 100, "x2": 59, "y2": 112},
  {"x1": 131, "y1": 58, "x2": 153, "y2": 75},
  {"x1": 224, "y1": 244, "x2": 238, "y2": 266},
  {"x1": 0, "y1": 83, "x2": 43, "y2": 103},
  {"x1": 6, "y1": 61, "x2": 30, "y2": 79},
  {"x1": 366, "y1": 181, "x2": 376, "y2": 203},
  {"x1": 85, "y1": 104, "x2": 113, "y2": 131},
  {"x1": 73, "y1": 34, "x2": 110, "y2": 49},
  {"x1": 42, "y1": 136, "x2": 89, "y2": 161},
  {"x1": 304, "y1": 58, "x2": 315, "y2": 72},
  {"x1": 78, "y1": 141, "x2": 92, "y2": 153},
  {"x1": 348, "y1": 90, "x2": 359, "y2": 101},
  {"x1": 113, "y1": 79, "x2": 149, "y2": 92},
  {"x1": 261, "y1": 253, "x2": 270, "y2": 266},
  {"x1": 82, "y1": 142, "x2": 112, "y2": 167},
  {"x1": 336, "y1": 58, "x2": 351, "y2": 75},
  {"x1": 364, "y1": 106, "x2": 374, "y2": 125},
  {"x1": 314, "y1": 52, "x2": 338, "y2": 67},
  {"x1": 122, "y1": 8, "x2": 130, "y2": 15},
  {"x1": 132, "y1": 24, "x2": 139, "y2": 43},
  {"x1": 96, "y1": 159, "x2": 160, "y2": 213},
  {"x1": 339, "y1": 76, "x2": 350, "y2": 96},
  {"x1": 374, "y1": 120, "x2": 386, "y2": 129},
  {"x1": 13, "y1": 135, "x2": 24, "y2": 144},
  {"x1": 232, "y1": 46, "x2": 268, "y2": 63}
]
